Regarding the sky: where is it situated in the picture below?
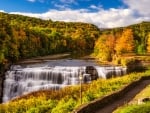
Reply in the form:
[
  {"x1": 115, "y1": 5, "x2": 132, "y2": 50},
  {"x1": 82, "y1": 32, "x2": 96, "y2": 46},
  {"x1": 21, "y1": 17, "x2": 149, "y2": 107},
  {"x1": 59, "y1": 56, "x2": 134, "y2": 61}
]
[{"x1": 0, "y1": 0, "x2": 150, "y2": 28}]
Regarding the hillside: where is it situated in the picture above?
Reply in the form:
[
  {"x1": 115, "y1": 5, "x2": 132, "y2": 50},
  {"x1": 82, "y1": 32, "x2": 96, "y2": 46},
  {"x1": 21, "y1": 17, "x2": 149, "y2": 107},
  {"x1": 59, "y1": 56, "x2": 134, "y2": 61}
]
[{"x1": 0, "y1": 12, "x2": 100, "y2": 65}]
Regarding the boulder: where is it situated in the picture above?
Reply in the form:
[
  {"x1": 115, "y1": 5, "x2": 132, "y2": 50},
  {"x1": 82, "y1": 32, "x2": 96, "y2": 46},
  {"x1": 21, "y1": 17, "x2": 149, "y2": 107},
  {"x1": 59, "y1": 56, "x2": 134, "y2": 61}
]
[{"x1": 85, "y1": 66, "x2": 98, "y2": 81}]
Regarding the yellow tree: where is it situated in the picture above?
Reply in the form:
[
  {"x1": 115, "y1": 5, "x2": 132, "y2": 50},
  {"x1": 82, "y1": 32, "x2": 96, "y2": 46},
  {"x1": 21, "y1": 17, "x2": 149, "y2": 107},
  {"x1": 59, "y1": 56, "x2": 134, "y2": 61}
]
[
  {"x1": 115, "y1": 29, "x2": 135, "y2": 55},
  {"x1": 94, "y1": 34, "x2": 116, "y2": 61},
  {"x1": 147, "y1": 33, "x2": 150, "y2": 53}
]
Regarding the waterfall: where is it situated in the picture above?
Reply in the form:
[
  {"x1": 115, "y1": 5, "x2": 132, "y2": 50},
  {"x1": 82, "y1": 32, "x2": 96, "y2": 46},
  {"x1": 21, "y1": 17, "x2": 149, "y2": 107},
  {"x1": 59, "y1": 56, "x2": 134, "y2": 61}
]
[
  {"x1": 2, "y1": 59, "x2": 126, "y2": 102},
  {"x1": 96, "y1": 66, "x2": 127, "y2": 79}
]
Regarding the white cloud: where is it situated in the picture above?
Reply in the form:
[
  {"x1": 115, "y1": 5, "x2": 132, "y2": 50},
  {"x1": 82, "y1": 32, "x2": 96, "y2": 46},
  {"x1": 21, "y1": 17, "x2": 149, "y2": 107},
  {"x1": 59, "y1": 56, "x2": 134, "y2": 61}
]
[
  {"x1": 54, "y1": 4, "x2": 68, "y2": 9},
  {"x1": 60, "y1": 0, "x2": 77, "y2": 4},
  {"x1": 27, "y1": 0, "x2": 45, "y2": 3},
  {"x1": 89, "y1": 5, "x2": 102, "y2": 10},
  {"x1": 0, "y1": 10, "x2": 5, "y2": 12},
  {"x1": 9, "y1": 7, "x2": 150, "y2": 28},
  {"x1": 123, "y1": 0, "x2": 150, "y2": 16},
  {"x1": 27, "y1": 0, "x2": 36, "y2": 2},
  {"x1": 7, "y1": 0, "x2": 150, "y2": 28},
  {"x1": 51, "y1": 0, "x2": 78, "y2": 10}
]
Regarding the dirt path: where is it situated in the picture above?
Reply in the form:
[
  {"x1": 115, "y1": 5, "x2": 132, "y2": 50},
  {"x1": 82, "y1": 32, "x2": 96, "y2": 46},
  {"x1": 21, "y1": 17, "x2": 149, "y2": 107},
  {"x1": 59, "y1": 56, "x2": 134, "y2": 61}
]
[{"x1": 95, "y1": 79, "x2": 150, "y2": 113}]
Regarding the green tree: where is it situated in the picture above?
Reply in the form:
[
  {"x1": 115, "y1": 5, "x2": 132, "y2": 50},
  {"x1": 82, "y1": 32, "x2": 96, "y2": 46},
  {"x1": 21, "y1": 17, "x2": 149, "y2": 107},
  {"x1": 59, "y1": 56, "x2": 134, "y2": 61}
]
[{"x1": 0, "y1": 18, "x2": 11, "y2": 63}]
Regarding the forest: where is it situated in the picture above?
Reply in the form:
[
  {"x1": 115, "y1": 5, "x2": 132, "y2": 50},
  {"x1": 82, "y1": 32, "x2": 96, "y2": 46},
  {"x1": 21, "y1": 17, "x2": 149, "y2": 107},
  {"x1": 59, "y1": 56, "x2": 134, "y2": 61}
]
[
  {"x1": 93, "y1": 21, "x2": 150, "y2": 61},
  {"x1": 0, "y1": 12, "x2": 100, "y2": 65},
  {"x1": 0, "y1": 12, "x2": 150, "y2": 66}
]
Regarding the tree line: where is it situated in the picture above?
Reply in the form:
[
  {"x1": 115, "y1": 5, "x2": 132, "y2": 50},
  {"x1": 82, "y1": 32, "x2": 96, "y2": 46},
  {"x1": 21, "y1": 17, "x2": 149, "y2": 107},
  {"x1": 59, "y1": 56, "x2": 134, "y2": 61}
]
[
  {"x1": 94, "y1": 22, "x2": 150, "y2": 61},
  {"x1": 0, "y1": 12, "x2": 150, "y2": 66},
  {"x1": 0, "y1": 12, "x2": 100, "y2": 65}
]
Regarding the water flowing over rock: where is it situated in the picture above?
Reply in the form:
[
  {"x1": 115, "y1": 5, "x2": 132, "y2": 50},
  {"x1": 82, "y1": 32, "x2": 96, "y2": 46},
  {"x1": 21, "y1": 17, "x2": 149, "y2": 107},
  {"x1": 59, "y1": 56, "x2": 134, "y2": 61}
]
[{"x1": 2, "y1": 60, "x2": 126, "y2": 102}]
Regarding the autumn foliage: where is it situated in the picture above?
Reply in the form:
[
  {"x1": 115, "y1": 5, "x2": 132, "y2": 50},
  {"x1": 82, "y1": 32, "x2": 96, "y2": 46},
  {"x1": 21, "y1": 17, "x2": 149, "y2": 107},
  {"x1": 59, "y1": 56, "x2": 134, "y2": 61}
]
[
  {"x1": 94, "y1": 34, "x2": 116, "y2": 61},
  {"x1": 115, "y1": 29, "x2": 135, "y2": 55},
  {"x1": 147, "y1": 33, "x2": 150, "y2": 53},
  {"x1": 0, "y1": 12, "x2": 100, "y2": 64},
  {"x1": 94, "y1": 29, "x2": 135, "y2": 61}
]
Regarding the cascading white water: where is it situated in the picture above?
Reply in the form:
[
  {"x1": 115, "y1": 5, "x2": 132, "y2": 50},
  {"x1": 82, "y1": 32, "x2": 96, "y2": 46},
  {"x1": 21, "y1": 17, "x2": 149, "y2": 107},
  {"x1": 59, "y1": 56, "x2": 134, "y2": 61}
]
[
  {"x1": 2, "y1": 59, "x2": 126, "y2": 102},
  {"x1": 95, "y1": 66, "x2": 127, "y2": 79}
]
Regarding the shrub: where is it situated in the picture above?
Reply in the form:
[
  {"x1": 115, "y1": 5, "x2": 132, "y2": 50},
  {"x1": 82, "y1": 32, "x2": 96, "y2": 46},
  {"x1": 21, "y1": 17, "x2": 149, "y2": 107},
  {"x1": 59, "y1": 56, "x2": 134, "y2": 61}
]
[
  {"x1": 114, "y1": 57, "x2": 146, "y2": 73},
  {"x1": 51, "y1": 98, "x2": 77, "y2": 113},
  {"x1": 82, "y1": 91, "x2": 96, "y2": 103},
  {"x1": 125, "y1": 59, "x2": 145, "y2": 73},
  {"x1": 113, "y1": 57, "x2": 121, "y2": 65}
]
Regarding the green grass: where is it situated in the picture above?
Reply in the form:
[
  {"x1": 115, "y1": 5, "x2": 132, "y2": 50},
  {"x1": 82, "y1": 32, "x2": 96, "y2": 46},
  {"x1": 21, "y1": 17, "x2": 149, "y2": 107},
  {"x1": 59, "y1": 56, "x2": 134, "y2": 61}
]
[{"x1": 1, "y1": 69, "x2": 150, "y2": 113}]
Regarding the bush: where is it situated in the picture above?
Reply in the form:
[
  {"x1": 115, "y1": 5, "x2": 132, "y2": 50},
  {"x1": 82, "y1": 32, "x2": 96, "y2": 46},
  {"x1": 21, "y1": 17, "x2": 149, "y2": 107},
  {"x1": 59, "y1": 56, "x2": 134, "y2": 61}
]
[
  {"x1": 51, "y1": 98, "x2": 77, "y2": 113},
  {"x1": 27, "y1": 105, "x2": 51, "y2": 113},
  {"x1": 125, "y1": 59, "x2": 145, "y2": 73},
  {"x1": 113, "y1": 57, "x2": 121, "y2": 65},
  {"x1": 113, "y1": 57, "x2": 146, "y2": 73},
  {"x1": 82, "y1": 91, "x2": 96, "y2": 103}
]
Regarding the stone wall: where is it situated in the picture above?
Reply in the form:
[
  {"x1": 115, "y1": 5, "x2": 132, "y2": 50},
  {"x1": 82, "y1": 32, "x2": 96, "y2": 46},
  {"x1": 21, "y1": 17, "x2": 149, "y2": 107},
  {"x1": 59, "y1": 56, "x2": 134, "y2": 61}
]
[{"x1": 72, "y1": 76, "x2": 150, "y2": 113}]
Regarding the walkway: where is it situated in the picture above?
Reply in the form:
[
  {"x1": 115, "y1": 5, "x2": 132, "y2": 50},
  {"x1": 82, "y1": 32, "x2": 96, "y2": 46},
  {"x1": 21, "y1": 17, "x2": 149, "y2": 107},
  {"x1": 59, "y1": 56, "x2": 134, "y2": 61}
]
[{"x1": 95, "y1": 79, "x2": 150, "y2": 113}]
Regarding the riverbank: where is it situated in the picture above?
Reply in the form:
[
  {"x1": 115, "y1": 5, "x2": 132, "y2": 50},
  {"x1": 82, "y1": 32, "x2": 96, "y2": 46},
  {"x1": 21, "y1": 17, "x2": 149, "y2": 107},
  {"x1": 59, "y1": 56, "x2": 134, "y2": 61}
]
[{"x1": 16, "y1": 53, "x2": 71, "y2": 64}]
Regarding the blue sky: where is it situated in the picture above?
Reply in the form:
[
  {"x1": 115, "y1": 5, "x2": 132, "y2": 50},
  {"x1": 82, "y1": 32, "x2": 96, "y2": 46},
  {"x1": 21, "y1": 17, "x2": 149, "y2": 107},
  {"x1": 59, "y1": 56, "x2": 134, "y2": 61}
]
[
  {"x1": 0, "y1": 0, "x2": 150, "y2": 28},
  {"x1": 0, "y1": 0, "x2": 124, "y2": 13}
]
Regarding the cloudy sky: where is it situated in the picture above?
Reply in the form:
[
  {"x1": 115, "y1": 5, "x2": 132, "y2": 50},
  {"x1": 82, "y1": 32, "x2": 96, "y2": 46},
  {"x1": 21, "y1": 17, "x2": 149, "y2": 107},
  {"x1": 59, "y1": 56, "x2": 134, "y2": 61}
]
[{"x1": 0, "y1": 0, "x2": 150, "y2": 28}]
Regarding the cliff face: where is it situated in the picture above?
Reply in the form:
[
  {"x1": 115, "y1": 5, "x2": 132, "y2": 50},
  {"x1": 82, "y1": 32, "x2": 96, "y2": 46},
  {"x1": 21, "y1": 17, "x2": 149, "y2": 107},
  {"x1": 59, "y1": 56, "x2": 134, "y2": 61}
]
[
  {"x1": 0, "y1": 64, "x2": 4, "y2": 103},
  {"x1": 0, "y1": 63, "x2": 10, "y2": 103}
]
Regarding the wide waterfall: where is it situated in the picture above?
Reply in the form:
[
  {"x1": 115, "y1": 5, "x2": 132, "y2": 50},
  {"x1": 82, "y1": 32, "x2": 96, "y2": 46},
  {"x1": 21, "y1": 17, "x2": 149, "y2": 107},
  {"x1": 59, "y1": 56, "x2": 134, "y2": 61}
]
[{"x1": 2, "y1": 59, "x2": 126, "y2": 102}]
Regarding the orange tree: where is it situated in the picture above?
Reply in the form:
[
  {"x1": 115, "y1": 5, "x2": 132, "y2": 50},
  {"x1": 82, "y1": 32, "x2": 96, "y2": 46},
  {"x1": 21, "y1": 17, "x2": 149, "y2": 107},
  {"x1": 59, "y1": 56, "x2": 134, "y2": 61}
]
[
  {"x1": 147, "y1": 33, "x2": 150, "y2": 53},
  {"x1": 115, "y1": 29, "x2": 135, "y2": 55},
  {"x1": 94, "y1": 34, "x2": 116, "y2": 61}
]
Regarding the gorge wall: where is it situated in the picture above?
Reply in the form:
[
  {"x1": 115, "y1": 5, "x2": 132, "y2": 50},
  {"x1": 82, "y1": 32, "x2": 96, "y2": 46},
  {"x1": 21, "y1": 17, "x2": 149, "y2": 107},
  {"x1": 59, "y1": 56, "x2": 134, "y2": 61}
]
[{"x1": 0, "y1": 63, "x2": 11, "y2": 103}]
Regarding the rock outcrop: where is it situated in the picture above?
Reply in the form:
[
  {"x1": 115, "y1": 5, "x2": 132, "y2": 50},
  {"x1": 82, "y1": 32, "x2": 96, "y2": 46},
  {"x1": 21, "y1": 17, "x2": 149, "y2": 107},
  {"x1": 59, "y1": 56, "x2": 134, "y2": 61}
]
[{"x1": 85, "y1": 66, "x2": 98, "y2": 81}]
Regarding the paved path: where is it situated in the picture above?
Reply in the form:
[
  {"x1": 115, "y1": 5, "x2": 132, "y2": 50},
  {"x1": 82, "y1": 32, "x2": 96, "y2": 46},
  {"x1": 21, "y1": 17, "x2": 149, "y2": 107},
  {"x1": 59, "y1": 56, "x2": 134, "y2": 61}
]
[{"x1": 95, "y1": 79, "x2": 150, "y2": 113}]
